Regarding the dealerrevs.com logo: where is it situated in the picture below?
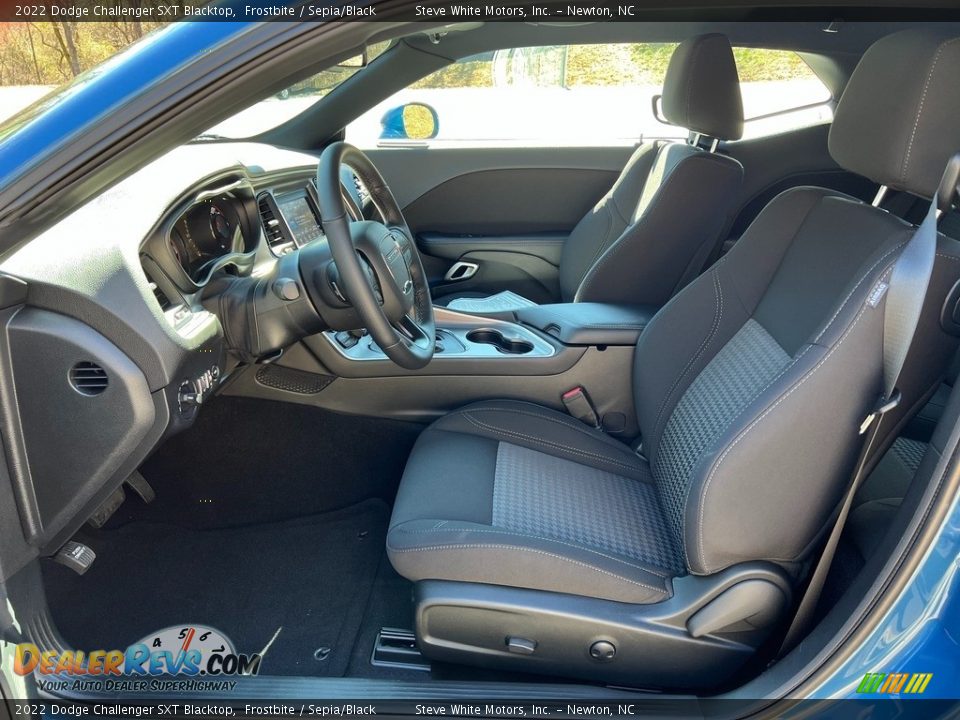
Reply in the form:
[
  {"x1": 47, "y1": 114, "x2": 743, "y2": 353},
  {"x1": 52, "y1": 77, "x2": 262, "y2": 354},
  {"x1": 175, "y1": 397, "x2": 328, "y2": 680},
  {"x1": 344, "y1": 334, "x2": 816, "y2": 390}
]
[{"x1": 14, "y1": 625, "x2": 260, "y2": 693}]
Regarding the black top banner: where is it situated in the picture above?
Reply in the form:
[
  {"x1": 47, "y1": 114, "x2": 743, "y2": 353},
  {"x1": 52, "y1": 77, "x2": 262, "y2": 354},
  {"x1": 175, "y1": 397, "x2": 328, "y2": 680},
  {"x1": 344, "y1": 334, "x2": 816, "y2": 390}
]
[
  {"x1": 2, "y1": 0, "x2": 960, "y2": 22},
  {"x1": 8, "y1": 698, "x2": 960, "y2": 719},
  {"x1": 7, "y1": 698, "x2": 960, "y2": 719}
]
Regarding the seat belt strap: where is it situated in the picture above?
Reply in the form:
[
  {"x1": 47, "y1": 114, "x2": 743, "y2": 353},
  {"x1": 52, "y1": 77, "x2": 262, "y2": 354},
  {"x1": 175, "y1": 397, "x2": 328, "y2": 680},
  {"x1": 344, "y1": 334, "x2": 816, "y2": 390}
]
[{"x1": 777, "y1": 155, "x2": 960, "y2": 658}]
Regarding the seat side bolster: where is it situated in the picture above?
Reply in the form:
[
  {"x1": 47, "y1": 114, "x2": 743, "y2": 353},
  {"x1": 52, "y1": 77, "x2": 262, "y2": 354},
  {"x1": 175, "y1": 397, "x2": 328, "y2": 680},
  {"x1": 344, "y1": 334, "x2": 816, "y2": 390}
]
[
  {"x1": 390, "y1": 427, "x2": 499, "y2": 530},
  {"x1": 686, "y1": 280, "x2": 889, "y2": 575}
]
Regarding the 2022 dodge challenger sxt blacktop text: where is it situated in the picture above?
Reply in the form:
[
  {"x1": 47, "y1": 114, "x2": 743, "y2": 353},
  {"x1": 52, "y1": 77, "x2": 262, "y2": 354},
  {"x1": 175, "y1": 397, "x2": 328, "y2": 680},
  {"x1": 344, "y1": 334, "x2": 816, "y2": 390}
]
[{"x1": 0, "y1": 4, "x2": 959, "y2": 718}]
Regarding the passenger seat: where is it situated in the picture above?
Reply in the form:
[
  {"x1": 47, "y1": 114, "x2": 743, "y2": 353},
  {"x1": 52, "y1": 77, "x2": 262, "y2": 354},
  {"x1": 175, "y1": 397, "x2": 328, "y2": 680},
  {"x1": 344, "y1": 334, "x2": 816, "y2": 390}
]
[{"x1": 437, "y1": 33, "x2": 745, "y2": 314}]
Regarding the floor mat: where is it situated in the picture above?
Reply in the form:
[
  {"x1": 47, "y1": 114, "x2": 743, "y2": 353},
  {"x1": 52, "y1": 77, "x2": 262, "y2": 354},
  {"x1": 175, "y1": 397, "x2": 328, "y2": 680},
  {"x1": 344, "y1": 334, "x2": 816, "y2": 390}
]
[
  {"x1": 43, "y1": 499, "x2": 389, "y2": 677},
  {"x1": 345, "y1": 553, "x2": 419, "y2": 679},
  {"x1": 112, "y1": 396, "x2": 422, "y2": 530}
]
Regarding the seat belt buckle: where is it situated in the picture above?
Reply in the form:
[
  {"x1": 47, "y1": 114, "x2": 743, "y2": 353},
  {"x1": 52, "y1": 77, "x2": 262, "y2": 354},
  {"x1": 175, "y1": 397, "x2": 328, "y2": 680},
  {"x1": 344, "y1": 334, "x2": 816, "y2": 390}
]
[
  {"x1": 859, "y1": 389, "x2": 902, "y2": 435},
  {"x1": 561, "y1": 386, "x2": 601, "y2": 429}
]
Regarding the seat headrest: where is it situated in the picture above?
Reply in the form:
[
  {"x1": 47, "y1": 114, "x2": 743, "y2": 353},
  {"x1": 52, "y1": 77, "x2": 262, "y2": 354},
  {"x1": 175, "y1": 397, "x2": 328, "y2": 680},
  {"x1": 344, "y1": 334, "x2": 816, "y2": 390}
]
[
  {"x1": 829, "y1": 28, "x2": 960, "y2": 199},
  {"x1": 661, "y1": 33, "x2": 744, "y2": 141}
]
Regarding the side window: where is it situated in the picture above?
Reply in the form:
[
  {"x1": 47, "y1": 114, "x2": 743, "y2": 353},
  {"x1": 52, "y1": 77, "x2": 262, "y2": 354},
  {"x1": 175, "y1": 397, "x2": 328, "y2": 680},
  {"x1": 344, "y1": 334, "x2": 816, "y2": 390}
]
[
  {"x1": 346, "y1": 44, "x2": 687, "y2": 148},
  {"x1": 733, "y1": 48, "x2": 833, "y2": 139}
]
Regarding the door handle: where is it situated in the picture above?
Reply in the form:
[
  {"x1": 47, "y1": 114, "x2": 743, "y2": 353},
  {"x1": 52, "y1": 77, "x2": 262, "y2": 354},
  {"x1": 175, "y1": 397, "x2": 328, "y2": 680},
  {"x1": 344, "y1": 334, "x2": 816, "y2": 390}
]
[{"x1": 444, "y1": 261, "x2": 479, "y2": 282}]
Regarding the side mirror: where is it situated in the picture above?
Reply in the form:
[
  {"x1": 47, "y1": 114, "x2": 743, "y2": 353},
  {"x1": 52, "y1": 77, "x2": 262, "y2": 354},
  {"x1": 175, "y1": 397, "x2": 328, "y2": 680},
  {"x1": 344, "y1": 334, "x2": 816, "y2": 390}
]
[{"x1": 379, "y1": 102, "x2": 439, "y2": 141}]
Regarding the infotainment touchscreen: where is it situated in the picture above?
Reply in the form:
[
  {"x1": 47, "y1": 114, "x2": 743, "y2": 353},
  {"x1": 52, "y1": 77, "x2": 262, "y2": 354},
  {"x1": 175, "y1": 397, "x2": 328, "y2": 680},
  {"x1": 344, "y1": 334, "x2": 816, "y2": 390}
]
[{"x1": 280, "y1": 196, "x2": 323, "y2": 245}]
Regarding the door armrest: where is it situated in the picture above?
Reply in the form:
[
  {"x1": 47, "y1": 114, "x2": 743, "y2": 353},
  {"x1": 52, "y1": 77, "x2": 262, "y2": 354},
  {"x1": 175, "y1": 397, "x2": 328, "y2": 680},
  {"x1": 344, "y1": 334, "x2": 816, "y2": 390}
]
[{"x1": 418, "y1": 232, "x2": 567, "y2": 264}]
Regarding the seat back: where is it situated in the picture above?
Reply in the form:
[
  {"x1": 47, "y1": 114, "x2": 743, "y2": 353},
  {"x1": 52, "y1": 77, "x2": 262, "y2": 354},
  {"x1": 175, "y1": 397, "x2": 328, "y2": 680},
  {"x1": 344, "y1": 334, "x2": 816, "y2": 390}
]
[
  {"x1": 632, "y1": 27, "x2": 960, "y2": 577},
  {"x1": 558, "y1": 34, "x2": 744, "y2": 305}
]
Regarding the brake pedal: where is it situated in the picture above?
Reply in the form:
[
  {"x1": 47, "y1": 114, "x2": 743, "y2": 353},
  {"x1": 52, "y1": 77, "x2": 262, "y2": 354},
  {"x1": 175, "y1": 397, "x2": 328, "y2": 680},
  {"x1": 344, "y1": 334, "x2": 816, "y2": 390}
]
[
  {"x1": 125, "y1": 470, "x2": 155, "y2": 504},
  {"x1": 51, "y1": 541, "x2": 96, "y2": 575}
]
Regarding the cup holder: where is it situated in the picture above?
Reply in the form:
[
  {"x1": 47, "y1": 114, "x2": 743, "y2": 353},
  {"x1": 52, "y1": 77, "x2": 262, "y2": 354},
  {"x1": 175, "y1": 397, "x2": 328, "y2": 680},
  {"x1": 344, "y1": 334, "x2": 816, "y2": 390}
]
[{"x1": 466, "y1": 328, "x2": 534, "y2": 355}]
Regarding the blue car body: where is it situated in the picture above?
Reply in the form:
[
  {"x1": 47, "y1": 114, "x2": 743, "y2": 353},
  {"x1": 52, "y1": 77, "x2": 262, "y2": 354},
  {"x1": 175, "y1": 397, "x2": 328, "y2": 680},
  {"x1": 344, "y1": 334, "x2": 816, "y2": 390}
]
[
  {"x1": 0, "y1": 20, "x2": 252, "y2": 185},
  {"x1": 0, "y1": 18, "x2": 957, "y2": 703}
]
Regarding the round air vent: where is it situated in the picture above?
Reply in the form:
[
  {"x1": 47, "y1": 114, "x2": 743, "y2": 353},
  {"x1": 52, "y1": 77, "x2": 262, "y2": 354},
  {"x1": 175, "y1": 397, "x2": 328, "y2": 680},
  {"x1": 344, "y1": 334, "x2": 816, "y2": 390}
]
[{"x1": 69, "y1": 361, "x2": 108, "y2": 396}]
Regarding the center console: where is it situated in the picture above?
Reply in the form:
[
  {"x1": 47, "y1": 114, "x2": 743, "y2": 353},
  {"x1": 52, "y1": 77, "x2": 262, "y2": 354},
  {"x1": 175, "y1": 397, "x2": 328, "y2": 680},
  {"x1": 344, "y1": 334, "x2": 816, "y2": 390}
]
[
  {"x1": 513, "y1": 302, "x2": 658, "y2": 347},
  {"x1": 226, "y1": 301, "x2": 659, "y2": 436},
  {"x1": 323, "y1": 309, "x2": 555, "y2": 362}
]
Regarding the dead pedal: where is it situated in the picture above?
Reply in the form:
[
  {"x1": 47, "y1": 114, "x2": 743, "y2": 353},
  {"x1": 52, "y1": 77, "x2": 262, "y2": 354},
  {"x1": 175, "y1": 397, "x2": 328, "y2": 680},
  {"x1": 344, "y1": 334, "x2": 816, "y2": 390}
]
[{"x1": 371, "y1": 627, "x2": 429, "y2": 671}]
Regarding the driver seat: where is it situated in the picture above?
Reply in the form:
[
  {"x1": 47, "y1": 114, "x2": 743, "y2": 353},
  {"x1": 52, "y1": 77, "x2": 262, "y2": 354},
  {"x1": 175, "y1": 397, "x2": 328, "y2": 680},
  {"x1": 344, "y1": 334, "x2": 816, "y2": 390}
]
[{"x1": 387, "y1": 28, "x2": 960, "y2": 688}]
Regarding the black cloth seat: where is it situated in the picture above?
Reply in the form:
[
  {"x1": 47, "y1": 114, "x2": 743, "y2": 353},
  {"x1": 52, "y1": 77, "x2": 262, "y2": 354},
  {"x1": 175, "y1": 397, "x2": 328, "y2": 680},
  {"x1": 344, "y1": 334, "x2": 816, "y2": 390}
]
[
  {"x1": 388, "y1": 28, "x2": 960, "y2": 685},
  {"x1": 435, "y1": 33, "x2": 744, "y2": 313},
  {"x1": 388, "y1": 400, "x2": 680, "y2": 604}
]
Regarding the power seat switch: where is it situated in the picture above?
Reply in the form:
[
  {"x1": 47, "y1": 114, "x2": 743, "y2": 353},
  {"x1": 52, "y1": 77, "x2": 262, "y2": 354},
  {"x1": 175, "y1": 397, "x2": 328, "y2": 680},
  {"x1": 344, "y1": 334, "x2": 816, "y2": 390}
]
[
  {"x1": 561, "y1": 386, "x2": 601, "y2": 429},
  {"x1": 506, "y1": 636, "x2": 537, "y2": 655}
]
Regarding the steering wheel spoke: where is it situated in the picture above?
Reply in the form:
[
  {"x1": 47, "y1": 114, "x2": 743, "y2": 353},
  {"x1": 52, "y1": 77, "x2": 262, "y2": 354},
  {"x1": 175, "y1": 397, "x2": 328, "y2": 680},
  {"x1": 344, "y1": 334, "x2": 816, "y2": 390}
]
[{"x1": 394, "y1": 312, "x2": 432, "y2": 347}]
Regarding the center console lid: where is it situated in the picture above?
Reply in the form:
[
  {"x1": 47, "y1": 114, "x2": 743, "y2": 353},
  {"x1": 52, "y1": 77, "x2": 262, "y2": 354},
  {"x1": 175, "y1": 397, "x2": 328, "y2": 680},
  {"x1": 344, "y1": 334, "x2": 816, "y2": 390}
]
[{"x1": 516, "y1": 303, "x2": 659, "y2": 346}]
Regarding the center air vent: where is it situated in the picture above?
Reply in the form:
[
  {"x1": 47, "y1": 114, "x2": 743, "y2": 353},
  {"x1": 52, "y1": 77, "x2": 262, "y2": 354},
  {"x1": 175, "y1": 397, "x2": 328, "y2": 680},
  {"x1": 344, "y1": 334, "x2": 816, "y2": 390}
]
[
  {"x1": 141, "y1": 262, "x2": 181, "y2": 313},
  {"x1": 149, "y1": 279, "x2": 172, "y2": 311},
  {"x1": 258, "y1": 193, "x2": 290, "y2": 252},
  {"x1": 69, "y1": 361, "x2": 108, "y2": 396}
]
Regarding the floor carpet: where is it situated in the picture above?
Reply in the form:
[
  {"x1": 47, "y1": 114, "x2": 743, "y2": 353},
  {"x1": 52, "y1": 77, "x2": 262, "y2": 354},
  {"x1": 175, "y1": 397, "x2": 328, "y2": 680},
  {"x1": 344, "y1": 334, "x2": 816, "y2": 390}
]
[{"x1": 43, "y1": 499, "x2": 390, "y2": 677}]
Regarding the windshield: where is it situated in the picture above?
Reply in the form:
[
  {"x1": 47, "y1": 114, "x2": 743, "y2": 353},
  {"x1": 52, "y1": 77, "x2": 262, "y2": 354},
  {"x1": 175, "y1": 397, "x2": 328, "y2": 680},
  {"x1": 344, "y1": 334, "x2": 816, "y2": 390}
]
[{"x1": 200, "y1": 40, "x2": 392, "y2": 139}]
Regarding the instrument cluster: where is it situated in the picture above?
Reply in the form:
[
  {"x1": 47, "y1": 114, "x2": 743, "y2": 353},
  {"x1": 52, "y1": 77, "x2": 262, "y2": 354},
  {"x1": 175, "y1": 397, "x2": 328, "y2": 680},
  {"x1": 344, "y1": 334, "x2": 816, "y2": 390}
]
[
  {"x1": 142, "y1": 177, "x2": 260, "y2": 293},
  {"x1": 169, "y1": 198, "x2": 246, "y2": 280}
]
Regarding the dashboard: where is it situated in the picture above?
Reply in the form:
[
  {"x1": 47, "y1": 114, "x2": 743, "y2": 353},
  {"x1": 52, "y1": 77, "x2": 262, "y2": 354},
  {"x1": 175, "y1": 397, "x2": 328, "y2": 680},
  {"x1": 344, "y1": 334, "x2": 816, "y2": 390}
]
[
  {"x1": 139, "y1": 172, "x2": 334, "y2": 323},
  {"x1": 0, "y1": 141, "x2": 344, "y2": 562}
]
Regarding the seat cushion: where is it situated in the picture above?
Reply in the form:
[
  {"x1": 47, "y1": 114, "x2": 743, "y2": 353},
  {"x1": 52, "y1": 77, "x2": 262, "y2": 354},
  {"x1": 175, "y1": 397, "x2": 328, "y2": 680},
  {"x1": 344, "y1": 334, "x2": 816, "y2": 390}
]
[{"x1": 387, "y1": 400, "x2": 684, "y2": 604}]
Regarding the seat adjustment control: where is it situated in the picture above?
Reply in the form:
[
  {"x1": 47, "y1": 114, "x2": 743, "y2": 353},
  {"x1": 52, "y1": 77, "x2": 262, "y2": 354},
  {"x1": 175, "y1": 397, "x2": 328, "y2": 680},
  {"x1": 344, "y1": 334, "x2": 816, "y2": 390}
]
[
  {"x1": 589, "y1": 640, "x2": 616, "y2": 661},
  {"x1": 506, "y1": 636, "x2": 537, "y2": 655}
]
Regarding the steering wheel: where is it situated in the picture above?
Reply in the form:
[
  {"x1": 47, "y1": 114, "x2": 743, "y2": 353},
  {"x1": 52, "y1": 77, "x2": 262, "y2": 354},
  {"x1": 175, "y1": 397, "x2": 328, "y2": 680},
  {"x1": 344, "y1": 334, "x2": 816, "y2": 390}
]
[{"x1": 315, "y1": 142, "x2": 435, "y2": 369}]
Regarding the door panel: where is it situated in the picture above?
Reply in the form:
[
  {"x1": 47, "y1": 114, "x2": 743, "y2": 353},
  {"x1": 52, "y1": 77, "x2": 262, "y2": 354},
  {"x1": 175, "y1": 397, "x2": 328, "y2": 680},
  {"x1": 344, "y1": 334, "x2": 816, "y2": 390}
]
[
  {"x1": 367, "y1": 125, "x2": 878, "y2": 302},
  {"x1": 366, "y1": 146, "x2": 633, "y2": 300},
  {"x1": 401, "y1": 166, "x2": 618, "y2": 235},
  {"x1": 418, "y1": 232, "x2": 565, "y2": 303}
]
